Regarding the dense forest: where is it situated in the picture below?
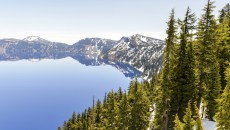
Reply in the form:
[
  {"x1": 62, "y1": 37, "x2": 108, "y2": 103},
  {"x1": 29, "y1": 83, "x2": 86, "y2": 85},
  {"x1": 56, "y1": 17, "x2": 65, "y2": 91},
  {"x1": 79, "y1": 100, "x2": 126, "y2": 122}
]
[{"x1": 58, "y1": 1, "x2": 230, "y2": 130}]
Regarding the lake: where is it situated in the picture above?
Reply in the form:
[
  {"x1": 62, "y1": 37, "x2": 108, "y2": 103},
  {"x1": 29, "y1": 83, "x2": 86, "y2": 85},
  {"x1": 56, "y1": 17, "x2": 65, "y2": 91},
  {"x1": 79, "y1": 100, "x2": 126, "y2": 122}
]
[{"x1": 0, "y1": 57, "x2": 131, "y2": 130}]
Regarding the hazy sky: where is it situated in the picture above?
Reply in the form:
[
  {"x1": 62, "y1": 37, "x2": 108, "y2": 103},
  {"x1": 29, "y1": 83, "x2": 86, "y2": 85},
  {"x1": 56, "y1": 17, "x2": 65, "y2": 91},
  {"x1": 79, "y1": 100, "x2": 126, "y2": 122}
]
[{"x1": 0, "y1": 0, "x2": 228, "y2": 44}]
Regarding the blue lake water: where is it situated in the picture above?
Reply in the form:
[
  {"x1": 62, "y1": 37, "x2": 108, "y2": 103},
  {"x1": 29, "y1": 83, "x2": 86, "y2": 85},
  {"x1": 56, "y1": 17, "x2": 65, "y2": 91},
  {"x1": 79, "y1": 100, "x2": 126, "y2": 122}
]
[{"x1": 0, "y1": 57, "x2": 131, "y2": 130}]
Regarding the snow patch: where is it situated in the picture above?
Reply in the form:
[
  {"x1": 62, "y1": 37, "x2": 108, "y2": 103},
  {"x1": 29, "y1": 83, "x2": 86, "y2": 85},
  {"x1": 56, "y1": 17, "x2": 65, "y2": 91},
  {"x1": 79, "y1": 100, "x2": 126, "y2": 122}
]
[
  {"x1": 141, "y1": 36, "x2": 147, "y2": 42},
  {"x1": 23, "y1": 36, "x2": 42, "y2": 41},
  {"x1": 203, "y1": 119, "x2": 216, "y2": 130}
]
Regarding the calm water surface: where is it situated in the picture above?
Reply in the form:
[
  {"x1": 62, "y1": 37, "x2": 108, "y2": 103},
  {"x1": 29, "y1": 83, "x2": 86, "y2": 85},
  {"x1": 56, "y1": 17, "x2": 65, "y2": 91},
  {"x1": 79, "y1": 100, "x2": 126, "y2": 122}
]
[{"x1": 0, "y1": 57, "x2": 131, "y2": 130}]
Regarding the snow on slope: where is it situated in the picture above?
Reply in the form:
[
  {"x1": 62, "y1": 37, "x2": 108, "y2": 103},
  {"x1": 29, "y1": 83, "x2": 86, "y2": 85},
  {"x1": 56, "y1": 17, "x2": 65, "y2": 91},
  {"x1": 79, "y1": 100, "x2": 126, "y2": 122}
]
[
  {"x1": 107, "y1": 34, "x2": 165, "y2": 79},
  {"x1": 203, "y1": 119, "x2": 217, "y2": 130},
  {"x1": 23, "y1": 36, "x2": 48, "y2": 42}
]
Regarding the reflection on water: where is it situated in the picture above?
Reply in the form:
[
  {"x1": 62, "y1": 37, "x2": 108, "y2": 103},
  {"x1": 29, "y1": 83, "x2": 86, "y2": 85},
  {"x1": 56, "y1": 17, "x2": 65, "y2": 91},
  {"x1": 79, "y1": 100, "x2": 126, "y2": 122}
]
[{"x1": 0, "y1": 58, "x2": 132, "y2": 130}]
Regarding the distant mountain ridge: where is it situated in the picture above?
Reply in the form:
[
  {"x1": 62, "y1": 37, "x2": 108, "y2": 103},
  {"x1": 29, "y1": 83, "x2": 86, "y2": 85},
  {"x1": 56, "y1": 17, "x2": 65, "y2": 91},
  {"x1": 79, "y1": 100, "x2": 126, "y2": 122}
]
[
  {"x1": 106, "y1": 34, "x2": 165, "y2": 78},
  {"x1": 0, "y1": 34, "x2": 165, "y2": 79}
]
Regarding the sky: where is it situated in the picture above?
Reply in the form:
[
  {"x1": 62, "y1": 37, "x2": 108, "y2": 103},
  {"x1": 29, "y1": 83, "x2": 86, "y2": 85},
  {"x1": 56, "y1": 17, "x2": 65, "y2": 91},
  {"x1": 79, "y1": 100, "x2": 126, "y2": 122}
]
[{"x1": 0, "y1": 0, "x2": 228, "y2": 44}]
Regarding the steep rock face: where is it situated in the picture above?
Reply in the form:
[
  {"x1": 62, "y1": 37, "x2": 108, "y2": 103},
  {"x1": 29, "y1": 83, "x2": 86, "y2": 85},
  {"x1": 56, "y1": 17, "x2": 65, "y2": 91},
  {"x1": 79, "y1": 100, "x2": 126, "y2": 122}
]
[{"x1": 106, "y1": 34, "x2": 165, "y2": 79}]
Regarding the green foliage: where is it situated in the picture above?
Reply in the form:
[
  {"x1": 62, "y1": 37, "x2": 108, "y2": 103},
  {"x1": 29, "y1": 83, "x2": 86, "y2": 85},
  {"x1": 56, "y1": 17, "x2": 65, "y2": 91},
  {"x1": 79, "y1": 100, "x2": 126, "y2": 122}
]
[
  {"x1": 173, "y1": 114, "x2": 183, "y2": 130},
  {"x1": 59, "y1": 80, "x2": 153, "y2": 130},
  {"x1": 129, "y1": 81, "x2": 150, "y2": 130},
  {"x1": 194, "y1": 105, "x2": 204, "y2": 130},
  {"x1": 183, "y1": 101, "x2": 194, "y2": 130},
  {"x1": 196, "y1": 0, "x2": 221, "y2": 120},
  {"x1": 168, "y1": 7, "x2": 196, "y2": 129},
  {"x1": 152, "y1": 9, "x2": 178, "y2": 130},
  {"x1": 215, "y1": 64, "x2": 230, "y2": 130},
  {"x1": 219, "y1": 3, "x2": 230, "y2": 23},
  {"x1": 106, "y1": 90, "x2": 117, "y2": 129},
  {"x1": 152, "y1": 86, "x2": 165, "y2": 130},
  {"x1": 95, "y1": 100, "x2": 101, "y2": 128},
  {"x1": 117, "y1": 92, "x2": 130, "y2": 130},
  {"x1": 217, "y1": 16, "x2": 230, "y2": 92}
]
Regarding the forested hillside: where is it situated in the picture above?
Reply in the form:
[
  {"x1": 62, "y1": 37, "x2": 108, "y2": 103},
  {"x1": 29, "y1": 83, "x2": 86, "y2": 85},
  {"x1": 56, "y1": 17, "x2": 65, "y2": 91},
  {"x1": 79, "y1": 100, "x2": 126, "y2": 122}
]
[{"x1": 58, "y1": 1, "x2": 230, "y2": 130}]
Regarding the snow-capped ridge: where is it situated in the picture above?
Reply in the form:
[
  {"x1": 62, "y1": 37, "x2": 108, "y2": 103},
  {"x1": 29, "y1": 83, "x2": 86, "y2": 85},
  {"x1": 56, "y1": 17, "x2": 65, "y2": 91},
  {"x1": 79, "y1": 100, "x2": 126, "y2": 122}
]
[
  {"x1": 118, "y1": 34, "x2": 164, "y2": 45},
  {"x1": 22, "y1": 36, "x2": 49, "y2": 42},
  {"x1": 107, "y1": 34, "x2": 166, "y2": 79}
]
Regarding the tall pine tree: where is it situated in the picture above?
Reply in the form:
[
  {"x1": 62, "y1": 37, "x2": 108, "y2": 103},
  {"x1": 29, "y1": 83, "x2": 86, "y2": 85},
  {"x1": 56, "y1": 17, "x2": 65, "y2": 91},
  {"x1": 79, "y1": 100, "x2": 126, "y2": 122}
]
[
  {"x1": 106, "y1": 90, "x2": 117, "y2": 130},
  {"x1": 173, "y1": 114, "x2": 183, "y2": 130},
  {"x1": 219, "y1": 3, "x2": 230, "y2": 23},
  {"x1": 183, "y1": 101, "x2": 194, "y2": 130},
  {"x1": 117, "y1": 92, "x2": 130, "y2": 130},
  {"x1": 152, "y1": 9, "x2": 177, "y2": 130},
  {"x1": 168, "y1": 7, "x2": 196, "y2": 129},
  {"x1": 128, "y1": 80, "x2": 150, "y2": 130},
  {"x1": 216, "y1": 15, "x2": 230, "y2": 92},
  {"x1": 215, "y1": 64, "x2": 230, "y2": 130},
  {"x1": 196, "y1": 0, "x2": 221, "y2": 120}
]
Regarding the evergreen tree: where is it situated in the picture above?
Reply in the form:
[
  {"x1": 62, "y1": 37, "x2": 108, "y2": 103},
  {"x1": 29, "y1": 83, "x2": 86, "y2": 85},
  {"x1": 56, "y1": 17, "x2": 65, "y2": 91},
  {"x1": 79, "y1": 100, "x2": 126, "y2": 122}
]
[
  {"x1": 143, "y1": 80, "x2": 154, "y2": 102},
  {"x1": 95, "y1": 99, "x2": 102, "y2": 128},
  {"x1": 81, "y1": 110, "x2": 88, "y2": 130},
  {"x1": 89, "y1": 97, "x2": 96, "y2": 130},
  {"x1": 215, "y1": 64, "x2": 230, "y2": 130},
  {"x1": 194, "y1": 105, "x2": 204, "y2": 130},
  {"x1": 99, "y1": 93, "x2": 108, "y2": 129},
  {"x1": 168, "y1": 7, "x2": 196, "y2": 129},
  {"x1": 82, "y1": 119, "x2": 87, "y2": 130},
  {"x1": 117, "y1": 92, "x2": 130, "y2": 130},
  {"x1": 129, "y1": 81, "x2": 150, "y2": 130},
  {"x1": 183, "y1": 102, "x2": 194, "y2": 130},
  {"x1": 152, "y1": 84, "x2": 165, "y2": 130},
  {"x1": 149, "y1": 74, "x2": 159, "y2": 103},
  {"x1": 66, "y1": 119, "x2": 73, "y2": 130},
  {"x1": 153, "y1": 9, "x2": 177, "y2": 130},
  {"x1": 63, "y1": 121, "x2": 67, "y2": 130},
  {"x1": 196, "y1": 0, "x2": 221, "y2": 120},
  {"x1": 216, "y1": 16, "x2": 230, "y2": 92},
  {"x1": 86, "y1": 107, "x2": 93, "y2": 130},
  {"x1": 219, "y1": 3, "x2": 230, "y2": 23},
  {"x1": 77, "y1": 113, "x2": 83, "y2": 130},
  {"x1": 173, "y1": 114, "x2": 183, "y2": 130},
  {"x1": 72, "y1": 112, "x2": 77, "y2": 125},
  {"x1": 106, "y1": 90, "x2": 117, "y2": 130},
  {"x1": 65, "y1": 112, "x2": 78, "y2": 130},
  {"x1": 117, "y1": 87, "x2": 123, "y2": 101}
]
